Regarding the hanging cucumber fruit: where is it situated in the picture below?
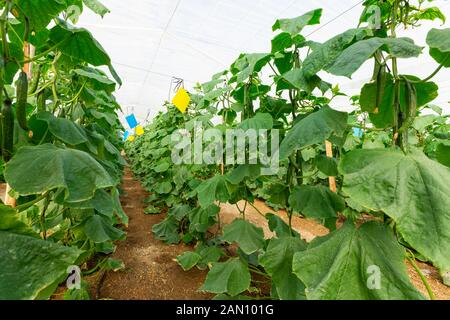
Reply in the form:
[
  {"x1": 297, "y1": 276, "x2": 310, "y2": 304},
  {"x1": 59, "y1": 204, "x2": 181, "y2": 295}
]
[
  {"x1": 15, "y1": 71, "x2": 29, "y2": 131},
  {"x1": 2, "y1": 99, "x2": 14, "y2": 161},
  {"x1": 28, "y1": 64, "x2": 41, "y2": 94},
  {"x1": 37, "y1": 89, "x2": 47, "y2": 112},
  {"x1": 0, "y1": 59, "x2": 5, "y2": 158}
]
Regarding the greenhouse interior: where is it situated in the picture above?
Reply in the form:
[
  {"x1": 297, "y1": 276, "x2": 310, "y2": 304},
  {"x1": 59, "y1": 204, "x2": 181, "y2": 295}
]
[{"x1": 1, "y1": 0, "x2": 450, "y2": 305}]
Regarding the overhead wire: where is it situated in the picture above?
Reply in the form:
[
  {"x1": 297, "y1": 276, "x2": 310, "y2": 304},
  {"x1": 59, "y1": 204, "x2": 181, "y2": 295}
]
[
  {"x1": 136, "y1": 0, "x2": 183, "y2": 106},
  {"x1": 305, "y1": 0, "x2": 365, "y2": 37},
  {"x1": 112, "y1": 61, "x2": 197, "y2": 84}
]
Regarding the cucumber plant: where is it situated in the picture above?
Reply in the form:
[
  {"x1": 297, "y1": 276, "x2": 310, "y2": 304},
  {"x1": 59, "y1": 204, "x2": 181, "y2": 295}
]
[
  {"x1": 128, "y1": 0, "x2": 450, "y2": 300},
  {"x1": 0, "y1": 0, "x2": 127, "y2": 299}
]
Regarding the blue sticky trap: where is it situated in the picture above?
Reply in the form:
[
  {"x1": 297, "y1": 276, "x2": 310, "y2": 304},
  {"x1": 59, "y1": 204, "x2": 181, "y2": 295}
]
[
  {"x1": 125, "y1": 114, "x2": 138, "y2": 129},
  {"x1": 353, "y1": 127, "x2": 363, "y2": 137},
  {"x1": 123, "y1": 130, "x2": 130, "y2": 141}
]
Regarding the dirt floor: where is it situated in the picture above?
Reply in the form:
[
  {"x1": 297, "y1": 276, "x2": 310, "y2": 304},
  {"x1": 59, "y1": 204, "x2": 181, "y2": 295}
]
[
  {"x1": 52, "y1": 168, "x2": 450, "y2": 300},
  {"x1": 90, "y1": 168, "x2": 210, "y2": 300}
]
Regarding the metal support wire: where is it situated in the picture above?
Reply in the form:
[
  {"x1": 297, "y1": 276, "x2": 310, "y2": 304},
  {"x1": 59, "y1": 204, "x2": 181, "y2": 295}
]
[{"x1": 168, "y1": 76, "x2": 185, "y2": 101}]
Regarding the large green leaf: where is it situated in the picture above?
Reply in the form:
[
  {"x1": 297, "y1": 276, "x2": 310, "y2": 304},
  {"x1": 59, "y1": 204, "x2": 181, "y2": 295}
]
[
  {"x1": 195, "y1": 244, "x2": 225, "y2": 270},
  {"x1": 153, "y1": 161, "x2": 170, "y2": 173},
  {"x1": 226, "y1": 164, "x2": 262, "y2": 185},
  {"x1": 152, "y1": 217, "x2": 180, "y2": 244},
  {"x1": 167, "y1": 204, "x2": 191, "y2": 221},
  {"x1": 188, "y1": 205, "x2": 219, "y2": 233},
  {"x1": 238, "y1": 113, "x2": 273, "y2": 130},
  {"x1": 35, "y1": 112, "x2": 88, "y2": 145},
  {"x1": 289, "y1": 185, "x2": 345, "y2": 219},
  {"x1": 426, "y1": 28, "x2": 450, "y2": 53},
  {"x1": 315, "y1": 155, "x2": 338, "y2": 176},
  {"x1": 231, "y1": 53, "x2": 272, "y2": 83},
  {"x1": 0, "y1": 231, "x2": 83, "y2": 299},
  {"x1": 196, "y1": 175, "x2": 230, "y2": 207},
  {"x1": 260, "y1": 237, "x2": 307, "y2": 300},
  {"x1": 303, "y1": 28, "x2": 366, "y2": 77},
  {"x1": 0, "y1": 204, "x2": 37, "y2": 236},
  {"x1": 328, "y1": 37, "x2": 422, "y2": 77},
  {"x1": 5, "y1": 144, "x2": 115, "y2": 202},
  {"x1": 271, "y1": 32, "x2": 304, "y2": 53},
  {"x1": 201, "y1": 258, "x2": 251, "y2": 296},
  {"x1": 112, "y1": 188, "x2": 128, "y2": 225},
  {"x1": 272, "y1": 9, "x2": 322, "y2": 36},
  {"x1": 83, "y1": 214, "x2": 125, "y2": 243},
  {"x1": 49, "y1": 21, "x2": 122, "y2": 85},
  {"x1": 339, "y1": 148, "x2": 450, "y2": 273},
  {"x1": 222, "y1": 219, "x2": 265, "y2": 255},
  {"x1": 153, "y1": 181, "x2": 172, "y2": 194},
  {"x1": 50, "y1": 21, "x2": 108, "y2": 65},
  {"x1": 426, "y1": 28, "x2": 450, "y2": 67},
  {"x1": 15, "y1": 0, "x2": 68, "y2": 31},
  {"x1": 266, "y1": 213, "x2": 299, "y2": 238},
  {"x1": 58, "y1": 189, "x2": 113, "y2": 218},
  {"x1": 279, "y1": 106, "x2": 348, "y2": 159},
  {"x1": 436, "y1": 142, "x2": 450, "y2": 167},
  {"x1": 176, "y1": 251, "x2": 202, "y2": 271},
  {"x1": 413, "y1": 7, "x2": 446, "y2": 24},
  {"x1": 73, "y1": 67, "x2": 116, "y2": 92},
  {"x1": 264, "y1": 183, "x2": 289, "y2": 207},
  {"x1": 277, "y1": 69, "x2": 321, "y2": 93},
  {"x1": 82, "y1": 0, "x2": 110, "y2": 17},
  {"x1": 292, "y1": 222, "x2": 424, "y2": 300}
]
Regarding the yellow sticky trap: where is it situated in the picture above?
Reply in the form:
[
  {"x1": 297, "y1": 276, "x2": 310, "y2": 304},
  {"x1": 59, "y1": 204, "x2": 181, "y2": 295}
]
[
  {"x1": 172, "y1": 88, "x2": 190, "y2": 113},
  {"x1": 135, "y1": 125, "x2": 144, "y2": 136},
  {"x1": 127, "y1": 135, "x2": 135, "y2": 142}
]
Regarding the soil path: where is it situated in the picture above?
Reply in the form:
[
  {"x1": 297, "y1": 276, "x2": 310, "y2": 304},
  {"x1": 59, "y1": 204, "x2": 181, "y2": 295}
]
[{"x1": 96, "y1": 167, "x2": 209, "y2": 300}]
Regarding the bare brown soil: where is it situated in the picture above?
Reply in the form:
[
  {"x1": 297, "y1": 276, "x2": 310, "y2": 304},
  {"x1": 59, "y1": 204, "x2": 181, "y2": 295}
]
[{"x1": 93, "y1": 168, "x2": 210, "y2": 300}]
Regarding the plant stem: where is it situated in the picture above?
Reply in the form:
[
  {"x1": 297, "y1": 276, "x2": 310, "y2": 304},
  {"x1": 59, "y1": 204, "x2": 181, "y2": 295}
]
[
  {"x1": 21, "y1": 39, "x2": 68, "y2": 64},
  {"x1": 408, "y1": 53, "x2": 449, "y2": 83},
  {"x1": 40, "y1": 193, "x2": 50, "y2": 240},
  {"x1": 406, "y1": 253, "x2": 435, "y2": 300},
  {"x1": 248, "y1": 265, "x2": 270, "y2": 278},
  {"x1": 242, "y1": 200, "x2": 248, "y2": 220},
  {"x1": 247, "y1": 201, "x2": 266, "y2": 218},
  {"x1": 15, "y1": 194, "x2": 46, "y2": 211},
  {"x1": 38, "y1": 128, "x2": 49, "y2": 145},
  {"x1": 390, "y1": 0, "x2": 406, "y2": 149},
  {"x1": 268, "y1": 62, "x2": 279, "y2": 76}
]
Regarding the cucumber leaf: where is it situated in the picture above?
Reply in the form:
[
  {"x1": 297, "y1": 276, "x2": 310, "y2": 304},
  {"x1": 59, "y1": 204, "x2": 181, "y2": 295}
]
[
  {"x1": 279, "y1": 106, "x2": 348, "y2": 159},
  {"x1": 260, "y1": 237, "x2": 307, "y2": 300},
  {"x1": 5, "y1": 144, "x2": 115, "y2": 202},
  {"x1": 293, "y1": 222, "x2": 424, "y2": 300},
  {"x1": 0, "y1": 230, "x2": 83, "y2": 299},
  {"x1": 339, "y1": 148, "x2": 450, "y2": 273},
  {"x1": 222, "y1": 219, "x2": 265, "y2": 255},
  {"x1": 201, "y1": 258, "x2": 251, "y2": 296}
]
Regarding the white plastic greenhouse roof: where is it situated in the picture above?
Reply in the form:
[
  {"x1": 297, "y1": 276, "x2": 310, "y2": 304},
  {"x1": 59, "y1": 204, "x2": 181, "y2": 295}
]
[{"x1": 78, "y1": 0, "x2": 450, "y2": 123}]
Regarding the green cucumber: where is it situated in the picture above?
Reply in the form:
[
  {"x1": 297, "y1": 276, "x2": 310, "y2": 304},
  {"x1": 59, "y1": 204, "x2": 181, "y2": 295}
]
[
  {"x1": 28, "y1": 65, "x2": 41, "y2": 94},
  {"x1": 37, "y1": 89, "x2": 46, "y2": 111},
  {"x1": 15, "y1": 71, "x2": 28, "y2": 130},
  {"x1": 2, "y1": 99, "x2": 14, "y2": 161}
]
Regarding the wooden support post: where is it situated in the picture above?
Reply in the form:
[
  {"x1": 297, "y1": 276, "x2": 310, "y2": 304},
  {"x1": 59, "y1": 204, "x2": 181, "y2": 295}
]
[
  {"x1": 220, "y1": 115, "x2": 225, "y2": 176},
  {"x1": 325, "y1": 140, "x2": 336, "y2": 193}
]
